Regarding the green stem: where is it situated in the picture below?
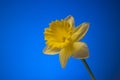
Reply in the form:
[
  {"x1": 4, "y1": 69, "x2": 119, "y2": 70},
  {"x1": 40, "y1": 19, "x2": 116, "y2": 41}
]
[{"x1": 81, "y1": 59, "x2": 96, "y2": 80}]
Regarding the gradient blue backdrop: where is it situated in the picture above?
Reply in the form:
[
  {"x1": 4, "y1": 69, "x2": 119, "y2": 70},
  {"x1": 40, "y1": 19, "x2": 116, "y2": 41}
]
[{"x1": 1, "y1": 0, "x2": 120, "y2": 80}]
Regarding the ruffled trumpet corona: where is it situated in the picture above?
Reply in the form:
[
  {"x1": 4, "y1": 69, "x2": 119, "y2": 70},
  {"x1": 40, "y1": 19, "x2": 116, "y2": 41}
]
[{"x1": 43, "y1": 15, "x2": 89, "y2": 68}]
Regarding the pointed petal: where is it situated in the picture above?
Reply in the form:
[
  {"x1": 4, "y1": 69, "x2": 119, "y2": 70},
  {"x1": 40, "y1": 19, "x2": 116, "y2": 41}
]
[
  {"x1": 72, "y1": 42, "x2": 89, "y2": 59},
  {"x1": 65, "y1": 15, "x2": 74, "y2": 27},
  {"x1": 59, "y1": 45, "x2": 73, "y2": 68},
  {"x1": 43, "y1": 46, "x2": 60, "y2": 55},
  {"x1": 71, "y1": 23, "x2": 90, "y2": 41},
  {"x1": 59, "y1": 48, "x2": 70, "y2": 68}
]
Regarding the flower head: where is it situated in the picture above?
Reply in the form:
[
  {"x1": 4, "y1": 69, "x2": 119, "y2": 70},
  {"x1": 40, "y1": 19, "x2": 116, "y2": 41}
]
[{"x1": 43, "y1": 15, "x2": 89, "y2": 68}]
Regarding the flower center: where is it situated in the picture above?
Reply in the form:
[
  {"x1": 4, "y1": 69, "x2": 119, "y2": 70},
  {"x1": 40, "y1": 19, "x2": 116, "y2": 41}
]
[
  {"x1": 45, "y1": 20, "x2": 73, "y2": 48},
  {"x1": 62, "y1": 37, "x2": 66, "y2": 42}
]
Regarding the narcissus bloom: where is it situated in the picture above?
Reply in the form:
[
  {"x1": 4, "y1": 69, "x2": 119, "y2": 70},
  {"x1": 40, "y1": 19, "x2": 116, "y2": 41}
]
[{"x1": 43, "y1": 15, "x2": 90, "y2": 68}]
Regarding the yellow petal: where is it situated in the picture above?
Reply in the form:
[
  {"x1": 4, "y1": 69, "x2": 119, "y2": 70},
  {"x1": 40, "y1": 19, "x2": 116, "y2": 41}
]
[
  {"x1": 65, "y1": 15, "x2": 74, "y2": 27},
  {"x1": 72, "y1": 42, "x2": 89, "y2": 59},
  {"x1": 43, "y1": 46, "x2": 60, "y2": 55},
  {"x1": 71, "y1": 23, "x2": 89, "y2": 41},
  {"x1": 59, "y1": 44, "x2": 73, "y2": 68}
]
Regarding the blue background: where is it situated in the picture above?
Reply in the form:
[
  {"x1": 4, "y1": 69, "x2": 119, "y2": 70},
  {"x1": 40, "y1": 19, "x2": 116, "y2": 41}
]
[{"x1": 1, "y1": 0, "x2": 120, "y2": 80}]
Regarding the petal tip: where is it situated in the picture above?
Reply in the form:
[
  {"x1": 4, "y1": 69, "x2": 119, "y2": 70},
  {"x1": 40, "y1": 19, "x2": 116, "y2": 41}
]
[
  {"x1": 66, "y1": 15, "x2": 73, "y2": 19},
  {"x1": 82, "y1": 22, "x2": 90, "y2": 28}
]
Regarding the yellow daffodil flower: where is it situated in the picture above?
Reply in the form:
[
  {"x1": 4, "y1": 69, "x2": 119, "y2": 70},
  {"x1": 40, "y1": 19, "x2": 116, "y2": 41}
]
[{"x1": 43, "y1": 15, "x2": 89, "y2": 68}]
